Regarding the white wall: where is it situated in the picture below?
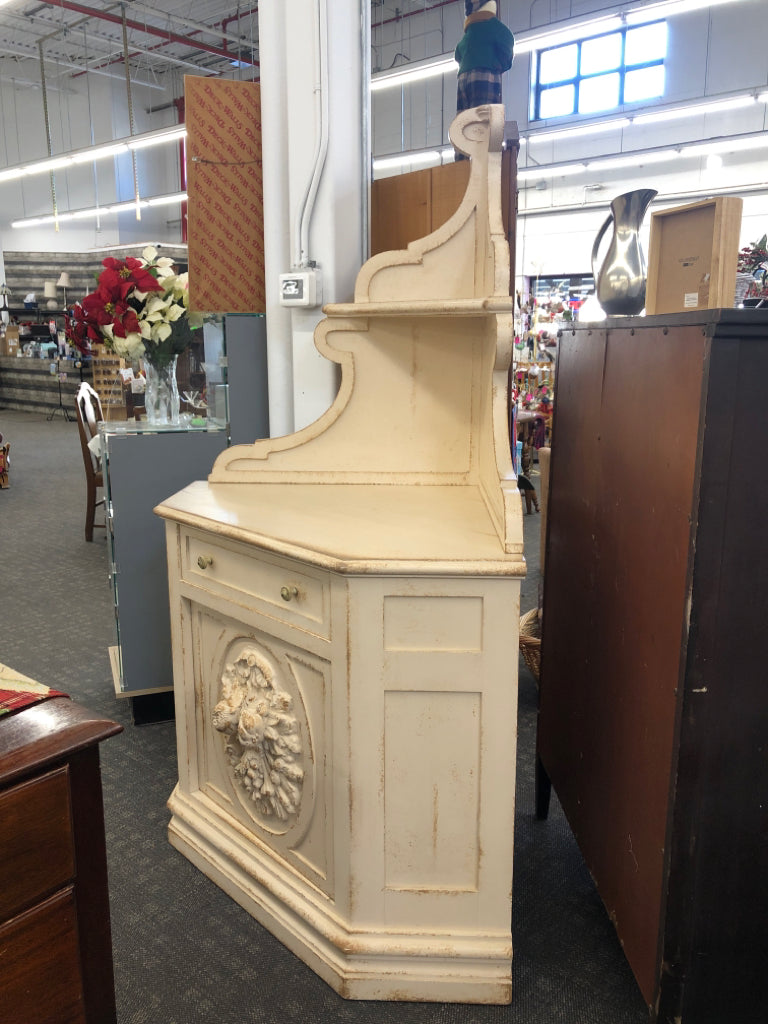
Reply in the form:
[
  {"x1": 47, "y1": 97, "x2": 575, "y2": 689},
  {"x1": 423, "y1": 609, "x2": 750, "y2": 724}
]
[
  {"x1": 0, "y1": 64, "x2": 186, "y2": 251},
  {"x1": 371, "y1": 0, "x2": 768, "y2": 280}
]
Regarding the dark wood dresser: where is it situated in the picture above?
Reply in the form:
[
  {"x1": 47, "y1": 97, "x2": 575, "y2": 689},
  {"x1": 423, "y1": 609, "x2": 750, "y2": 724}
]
[
  {"x1": 0, "y1": 698, "x2": 122, "y2": 1024},
  {"x1": 539, "y1": 309, "x2": 768, "y2": 1023}
]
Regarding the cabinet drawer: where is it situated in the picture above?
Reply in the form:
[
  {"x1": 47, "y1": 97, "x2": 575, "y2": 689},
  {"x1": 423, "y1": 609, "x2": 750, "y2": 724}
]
[
  {"x1": 2, "y1": 887, "x2": 86, "y2": 1024},
  {"x1": 0, "y1": 767, "x2": 75, "y2": 922},
  {"x1": 182, "y1": 532, "x2": 331, "y2": 638}
]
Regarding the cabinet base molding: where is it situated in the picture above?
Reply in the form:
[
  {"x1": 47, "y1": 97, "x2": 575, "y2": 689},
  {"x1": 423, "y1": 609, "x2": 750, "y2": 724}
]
[{"x1": 168, "y1": 788, "x2": 513, "y2": 1004}]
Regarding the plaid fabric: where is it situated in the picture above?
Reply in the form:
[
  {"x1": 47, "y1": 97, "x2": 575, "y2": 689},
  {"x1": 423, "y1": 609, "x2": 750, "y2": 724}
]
[
  {"x1": 0, "y1": 663, "x2": 68, "y2": 718},
  {"x1": 456, "y1": 69, "x2": 503, "y2": 112}
]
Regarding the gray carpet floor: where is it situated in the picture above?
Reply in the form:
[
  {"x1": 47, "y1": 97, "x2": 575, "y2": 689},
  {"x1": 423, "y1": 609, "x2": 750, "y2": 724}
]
[{"x1": 0, "y1": 408, "x2": 649, "y2": 1024}]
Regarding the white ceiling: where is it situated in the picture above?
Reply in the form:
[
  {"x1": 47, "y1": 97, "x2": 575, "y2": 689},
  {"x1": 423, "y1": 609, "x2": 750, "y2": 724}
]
[
  {"x1": 0, "y1": 1, "x2": 457, "y2": 89},
  {"x1": 0, "y1": 0, "x2": 260, "y2": 87}
]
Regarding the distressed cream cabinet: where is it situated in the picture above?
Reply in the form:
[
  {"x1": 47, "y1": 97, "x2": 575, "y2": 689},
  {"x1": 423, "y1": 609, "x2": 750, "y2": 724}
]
[{"x1": 157, "y1": 105, "x2": 525, "y2": 1004}]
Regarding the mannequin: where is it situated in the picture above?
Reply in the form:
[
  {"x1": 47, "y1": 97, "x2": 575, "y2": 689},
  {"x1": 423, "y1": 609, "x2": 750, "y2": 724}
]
[{"x1": 454, "y1": 0, "x2": 514, "y2": 115}]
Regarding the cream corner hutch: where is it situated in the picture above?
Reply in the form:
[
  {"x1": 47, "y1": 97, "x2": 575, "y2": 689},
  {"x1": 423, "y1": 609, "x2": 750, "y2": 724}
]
[{"x1": 156, "y1": 105, "x2": 525, "y2": 1004}]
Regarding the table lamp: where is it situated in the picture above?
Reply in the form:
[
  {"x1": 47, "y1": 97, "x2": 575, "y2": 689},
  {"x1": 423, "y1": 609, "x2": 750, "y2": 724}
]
[
  {"x1": 43, "y1": 280, "x2": 58, "y2": 310},
  {"x1": 56, "y1": 272, "x2": 71, "y2": 309}
]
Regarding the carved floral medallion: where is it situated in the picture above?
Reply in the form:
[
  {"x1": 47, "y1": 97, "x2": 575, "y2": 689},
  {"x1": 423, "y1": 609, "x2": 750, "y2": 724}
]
[{"x1": 212, "y1": 647, "x2": 304, "y2": 821}]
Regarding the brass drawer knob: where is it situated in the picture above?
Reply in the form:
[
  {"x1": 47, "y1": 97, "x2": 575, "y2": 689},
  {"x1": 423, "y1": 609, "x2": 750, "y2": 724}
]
[
  {"x1": 197, "y1": 555, "x2": 213, "y2": 570},
  {"x1": 280, "y1": 585, "x2": 299, "y2": 602}
]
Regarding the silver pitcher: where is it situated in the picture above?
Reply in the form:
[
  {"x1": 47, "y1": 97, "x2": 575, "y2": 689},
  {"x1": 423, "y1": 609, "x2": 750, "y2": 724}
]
[{"x1": 591, "y1": 188, "x2": 658, "y2": 316}]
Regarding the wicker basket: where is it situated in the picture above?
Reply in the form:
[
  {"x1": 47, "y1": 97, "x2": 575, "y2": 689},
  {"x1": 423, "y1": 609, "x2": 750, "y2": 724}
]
[{"x1": 519, "y1": 607, "x2": 541, "y2": 681}]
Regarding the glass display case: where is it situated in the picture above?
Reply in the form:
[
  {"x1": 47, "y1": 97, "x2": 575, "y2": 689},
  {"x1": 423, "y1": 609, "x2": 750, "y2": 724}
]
[{"x1": 100, "y1": 421, "x2": 229, "y2": 717}]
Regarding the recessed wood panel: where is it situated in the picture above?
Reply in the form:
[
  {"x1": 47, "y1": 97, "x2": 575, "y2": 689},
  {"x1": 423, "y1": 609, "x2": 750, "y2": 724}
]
[
  {"x1": 383, "y1": 595, "x2": 483, "y2": 651},
  {"x1": 384, "y1": 690, "x2": 480, "y2": 891}
]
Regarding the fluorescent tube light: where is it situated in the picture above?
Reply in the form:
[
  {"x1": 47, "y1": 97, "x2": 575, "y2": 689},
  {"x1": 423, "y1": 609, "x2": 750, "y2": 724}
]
[
  {"x1": 625, "y1": 0, "x2": 743, "y2": 23},
  {"x1": 525, "y1": 93, "x2": 760, "y2": 147},
  {"x1": 371, "y1": 54, "x2": 455, "y2": 91},
  {"x1": 147, "y1": 192, "x2": 188, "y2": 206},
  {"x1": 681, "y1": 134, "x2": 768, "y2": 156},
  {"x1": 24, "y1": 157, "x2": 73, "y2": 174},
  {"x1": 71, "y1": 143, "x2": 129, "y2": 163},
  {"x1": 518, "y1": 164, "x2": 587, "y2": 181},
  {"x1": 11, "y1": 191, "x2": 186, "y2": 229},
  {"x1": 0, "y1": 125, "x2": 186, "y2": 185},
  {"x1": 517, "y1": 130, "x2": 765, "y2": 183},
  {"x1": 128, "y1": 127, "x2": 188, "y2": 150},
  {"x1": 528, "y1": 118, "x2": 630, "y2": 143},
  {"x1": 590, "y1": 150, "x2": 676, "y2": 169},
  {"x1": 373, "y1": 151, "x2": 442, "y2": 171},
  {"x1": 86, "y1": 242, "x2": 188, "y2": 253},
  {"x1": 633, "y1": 95, "x2": 757, "y2": 124},
  {"x1": 108, "y1": 201, "x2": 149, "y2": 214},
  {"x1": 72, "y1": 208, "x2": 111, "y2": 219},
  {"x1": 513, "y1": 0, "x2": 751, "y2": 54},
  {"x1": 515, "y1": 16, "x2": 623, "y2": 54}
]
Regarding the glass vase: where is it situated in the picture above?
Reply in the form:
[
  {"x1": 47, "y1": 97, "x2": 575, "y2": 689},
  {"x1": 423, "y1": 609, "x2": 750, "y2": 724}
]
[
  {"x1": 143, "y1": 355, "x2": 180, "y2": 426},
  {"x1": 735, "y1": 272, "x2": 753, "y2": 306}
]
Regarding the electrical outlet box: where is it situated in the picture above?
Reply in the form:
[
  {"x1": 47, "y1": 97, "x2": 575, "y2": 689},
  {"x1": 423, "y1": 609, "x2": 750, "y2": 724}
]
[{"x1": 279, "y1": 269, "x2": 322, "y2": 308}]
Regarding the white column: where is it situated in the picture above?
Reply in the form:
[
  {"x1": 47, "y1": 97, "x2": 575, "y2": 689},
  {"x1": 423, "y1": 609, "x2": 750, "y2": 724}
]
[{"x1": 258, "y1": 0, "x2": 369, "y2": 434}]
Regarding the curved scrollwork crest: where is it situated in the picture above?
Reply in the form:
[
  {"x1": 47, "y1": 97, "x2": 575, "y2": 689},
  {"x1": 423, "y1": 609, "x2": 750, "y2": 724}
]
[{"x1": 212, "y1": 647, "x2": 304, "y2": 821}]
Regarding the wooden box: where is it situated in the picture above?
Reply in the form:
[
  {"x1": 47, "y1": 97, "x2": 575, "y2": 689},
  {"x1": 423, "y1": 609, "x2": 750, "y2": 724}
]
[
  {"x1": 645, "y1": 196, "x2": 742, "y2": 314},
  {"x1": 1, "y1": 326, "x2": 20, "y2": 356}
]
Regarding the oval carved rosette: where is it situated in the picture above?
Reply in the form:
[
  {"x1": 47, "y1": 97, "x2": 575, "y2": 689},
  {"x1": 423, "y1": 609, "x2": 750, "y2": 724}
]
[{"x1": 212, "y1": 644, "x2": 305, "y2": 826}]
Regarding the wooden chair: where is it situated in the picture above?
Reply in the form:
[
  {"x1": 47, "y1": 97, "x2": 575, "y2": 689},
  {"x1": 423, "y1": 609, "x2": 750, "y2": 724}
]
[{"x1": 75, "y1": 381, "x2": 105, "y2": 541}]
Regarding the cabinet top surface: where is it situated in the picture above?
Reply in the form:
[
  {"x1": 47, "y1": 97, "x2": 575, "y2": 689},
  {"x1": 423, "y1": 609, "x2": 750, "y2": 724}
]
[
  {"x1": 0, "y1": 697, "x2": 122, "y2": 786},
  {"x1": 568, "y1": 307, "x2": 768, "y2": 333},
  {"x1": 156, "y1": 480, "x2": 525, "y2": 576}
]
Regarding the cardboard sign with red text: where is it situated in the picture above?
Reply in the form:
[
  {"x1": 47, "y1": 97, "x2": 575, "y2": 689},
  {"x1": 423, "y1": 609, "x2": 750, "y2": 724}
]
[{"x1": 185, "y1": 77, "x2": 266, "y2": 313}]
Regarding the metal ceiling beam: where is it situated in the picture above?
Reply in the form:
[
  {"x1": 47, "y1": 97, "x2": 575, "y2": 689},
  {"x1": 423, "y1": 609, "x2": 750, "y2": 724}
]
[
  {"x1": 124, "y1": 1, "x2": 257, "y2": 48},
  {"x1": 0, "y1": 42, "x2": 168, "y2": 88},
  {"x1": 32, "y1": 0, "x2": 256, "y2": 64}
]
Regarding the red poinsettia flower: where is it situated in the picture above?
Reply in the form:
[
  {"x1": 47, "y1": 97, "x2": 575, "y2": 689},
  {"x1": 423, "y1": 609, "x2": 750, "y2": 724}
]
[
  {"x1": 82, "y1": 287, "x2": 121, "y2": 329},
  {"x1": 109, "y1": 301, "x2": 142, "y2": 339},
  {"x1": 99, "y1": 256, "x2": 164, "y2": 300},
  {"x1": 65, "y1": 301, "x2": 104, "y2": 352}
]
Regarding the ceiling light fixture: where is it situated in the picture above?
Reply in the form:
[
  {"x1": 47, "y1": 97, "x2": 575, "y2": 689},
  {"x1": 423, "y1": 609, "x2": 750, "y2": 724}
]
[
  {"x1": 70, "y1": 143, "x2": 130, "y2": 163},
  {"x1": 11, "y1": 192, "x2": 188, "y2": 229},
  {"x1": 371, "y1": 54, "x2": 455, "y2": 92},
  {"x1": 373, "y1": 150, "x2": 443, "y2": 171},
  {"x1": 633, "y1": 94, "x2": 758, "y2": 124},
  {"x1": 518, "y1": 163, "x2": 588, "y2": 181},
  {"x1": 681, "y1": 134, "x2": 768, "y2": 156},
  {"x1": 518, "y1": 130, "x2": 767, "y2": 181},
  {"x1": 0, "y1": 125, "x2": 187, "y2": 186},
  {"x1": 624, "y1": 0, "x2": 743, "y2": 24},
  {"x1": 523, "y1": 93, "x2": 762, "y2": 147},
  {"x1": 85, "y1": 241, "x2": 188, "y2": 253},
  {"x1": 514, "y1": 16, "x2": 624, "y2": 54},
  {"x1": 528, "y1": 118, "x2": 631, "y2": 143}
]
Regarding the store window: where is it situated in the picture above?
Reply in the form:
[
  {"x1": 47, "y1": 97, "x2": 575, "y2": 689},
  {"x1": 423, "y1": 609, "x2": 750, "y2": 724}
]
[{"x1": 532, "y1": 21, "x2": 667, "y2": 120}]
